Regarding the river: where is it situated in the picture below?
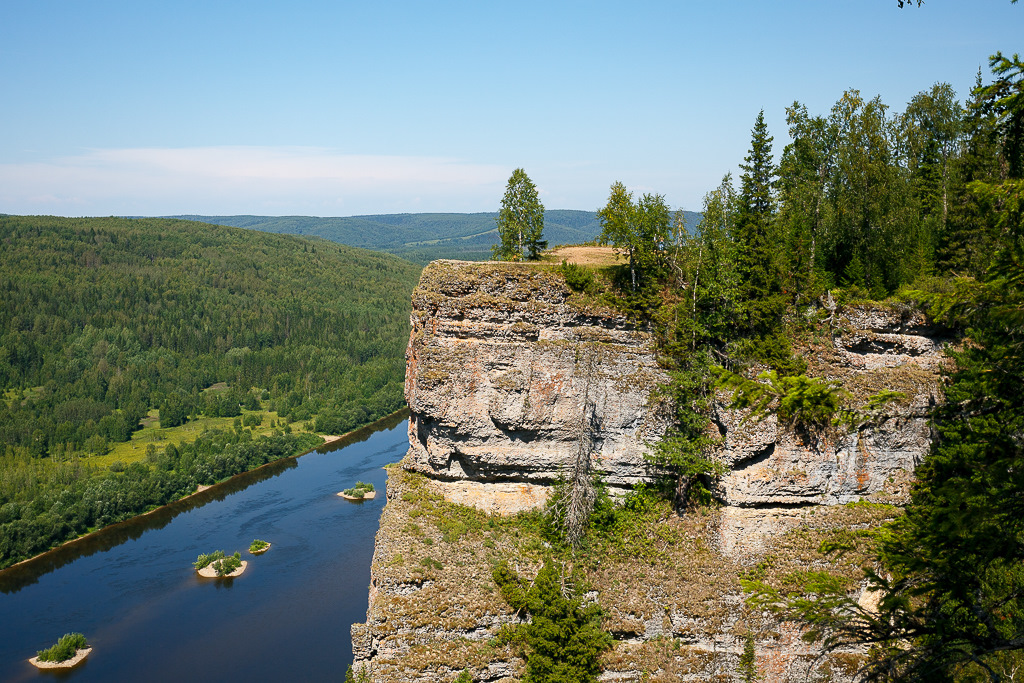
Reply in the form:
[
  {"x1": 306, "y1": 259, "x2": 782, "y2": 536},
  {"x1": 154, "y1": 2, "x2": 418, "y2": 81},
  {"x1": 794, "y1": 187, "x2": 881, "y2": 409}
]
[{"x1": 0, "y1": 414, "x2": 408, "y2": 682}]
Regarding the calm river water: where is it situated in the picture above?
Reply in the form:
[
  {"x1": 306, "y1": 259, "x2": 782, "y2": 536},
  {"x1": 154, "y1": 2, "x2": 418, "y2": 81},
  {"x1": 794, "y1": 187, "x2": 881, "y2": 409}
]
[{"x1": 0, "y1": 414, "x2": 408, "y2": 682}]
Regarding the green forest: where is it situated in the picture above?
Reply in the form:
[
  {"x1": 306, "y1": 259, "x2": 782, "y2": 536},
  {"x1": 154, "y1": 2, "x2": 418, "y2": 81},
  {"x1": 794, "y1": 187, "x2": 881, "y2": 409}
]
[{"x1": 0, "y1": 215, "x2": 421, "y2": 567}]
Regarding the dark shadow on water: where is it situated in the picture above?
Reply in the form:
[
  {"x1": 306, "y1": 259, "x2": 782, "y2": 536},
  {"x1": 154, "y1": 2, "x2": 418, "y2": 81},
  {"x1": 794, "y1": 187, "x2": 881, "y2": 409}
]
[
  {"x1": 314, "y1": 409, "x2": 408, "y2": 454},
  {"x1": 0, "y1": 408, "x2": 409, "y2": 595}
]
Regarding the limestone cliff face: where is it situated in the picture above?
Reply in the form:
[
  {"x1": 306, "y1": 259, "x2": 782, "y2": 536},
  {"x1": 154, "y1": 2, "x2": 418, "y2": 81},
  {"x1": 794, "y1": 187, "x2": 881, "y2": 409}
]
[
  {"x1": 714, "y1": 305, "x2": 946, "y2": 554},
  {"x1": 353, "y1": 262, "x2": 947, "y2": 682},
  {"x1": 403, "y1": 260, "x2": 670, "y2": 512}
]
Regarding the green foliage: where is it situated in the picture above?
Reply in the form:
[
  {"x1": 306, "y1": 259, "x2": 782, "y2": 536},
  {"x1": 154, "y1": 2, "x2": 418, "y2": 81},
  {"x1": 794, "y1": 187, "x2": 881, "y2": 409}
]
[
  {"x1": 741, "y1": 59, "x2": 1024, "y2": 674},
  {"x1": 492, "y1": 168, "x2": 546, "y2": 261},
  {"x1": 453, "y1": 669, "x2": 473, "y2": 683},
  {"x1": 493, "y1": 559, "x2": 613, "y2": 683},
  {"x1": 557, "y1": 260, "x2": 597, "y2": 295},
  {"x1": 974, "y1": 52, "x2": 1024, "y2": 178},
  {"x1": 715, "y1": 368, "x2": 843, "y2": 431},
  {"x1": 729, "y1": 333, "x2": 808, "y2": 377},
  {"x1": 344, "y1": 664, "x2": 372, "y2": 682},
  {"x1": 419, "y1": 556, "x2": 443, "y2": 571},
  {"x1": 36, "y1": 632, "x2": 88, "y2": 663},
  {"x1": 211, "y1": 552, "x2": 242, "y2": 576},
  {"x1": 342, "y1": 481, "x2": 375, "y2": 498},
  {"x1": 735, "y1": 110, "x2": 785, "y2": 333},
  {"x1": 739, "y1": 632, "x2": 759, "y2": 682},
  {"x1": 249, "y1": 539, "x2": 269, "y2": 553},
  {"x1": 193, "y1": 549, "x2": 225, "y2": 570},
  {"x1": 0, "y1": 215, "x2": 419, "y2": 461},
  {"x1": 598, "y1": 181, "x2": 671, "y2": 295},
  {"x1": 0, "y1": 214, "x2": 415, "y2": 564},
  {"x1": 0, "y1": 430, "x2": 320, "y2": 568}
]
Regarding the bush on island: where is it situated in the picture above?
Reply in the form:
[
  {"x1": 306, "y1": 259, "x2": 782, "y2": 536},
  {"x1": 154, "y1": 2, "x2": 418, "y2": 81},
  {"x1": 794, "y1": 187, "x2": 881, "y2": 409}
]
[
  {"x1": 193, "y1": 550, "x2": 225, "y2": 570},
  {"x1": 211, "y1": 552, "x2": 243, "y2": 576},
  {"x1": 249, "y1": 539, "x2": 270, "y2": 553},
  {"x1": 37, "y1": 633, "x2": 88, "y2": 663},
  {"x1": 342, "y1": 481, "x2": 375, "y2": 498}
]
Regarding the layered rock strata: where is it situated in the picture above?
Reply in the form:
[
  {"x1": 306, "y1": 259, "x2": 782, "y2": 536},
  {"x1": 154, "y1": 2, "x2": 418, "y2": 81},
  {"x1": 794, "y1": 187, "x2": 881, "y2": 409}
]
[
  {"x1": 353, "y1": 262, "x2": 947, "y2": 682},
  {"x1": 403, "y1": 260, "x2": 671, "y2": 512}
]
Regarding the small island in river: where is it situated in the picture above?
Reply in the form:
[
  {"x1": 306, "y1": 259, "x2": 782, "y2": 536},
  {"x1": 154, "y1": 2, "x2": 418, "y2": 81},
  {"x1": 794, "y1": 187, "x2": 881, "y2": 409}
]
[
  {"x1": 29, "y1": 633, "x2": 91, "y2": 670},
  {"x1": 338, "y1": 481, "x2": 376, "y2": 500},
  {"x1": 249, "y1": 539, "x2": 271, "y2": 554},
  {"x1": 193, "y1": 550, "x2": 247, "y2": 578}
]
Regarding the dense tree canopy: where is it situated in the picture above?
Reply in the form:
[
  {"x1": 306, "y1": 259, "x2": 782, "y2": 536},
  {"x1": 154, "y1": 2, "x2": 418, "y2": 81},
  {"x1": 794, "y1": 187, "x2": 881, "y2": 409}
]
[
  {"x1": 580, "y1": 46, "x2": 1024, "y2": 680},
  {"x1": 0, "y1": 216, "x2": 420, "y2": 459}
]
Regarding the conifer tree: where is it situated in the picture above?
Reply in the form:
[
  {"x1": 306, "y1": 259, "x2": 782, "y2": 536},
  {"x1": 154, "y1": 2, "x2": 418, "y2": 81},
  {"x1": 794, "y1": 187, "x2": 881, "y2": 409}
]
[
  {"x1": 493, "y1": 168, "x2": 546, "y2": 261},
  {"x1": 735, "y1": 110, "x2": 784, "y2": 332}
]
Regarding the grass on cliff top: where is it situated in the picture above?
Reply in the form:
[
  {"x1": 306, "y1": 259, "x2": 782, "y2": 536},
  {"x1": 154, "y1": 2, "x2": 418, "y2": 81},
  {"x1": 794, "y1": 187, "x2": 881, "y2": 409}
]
[{"x1": 542, "y1": 245, "x2": 624, "y2": 268}]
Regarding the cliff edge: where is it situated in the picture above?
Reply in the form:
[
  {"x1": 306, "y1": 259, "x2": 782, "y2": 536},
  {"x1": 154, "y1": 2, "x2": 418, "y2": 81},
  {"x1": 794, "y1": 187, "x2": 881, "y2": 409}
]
[{"x1": 352, "y1": 261, "x2": 946, "y2": 682}]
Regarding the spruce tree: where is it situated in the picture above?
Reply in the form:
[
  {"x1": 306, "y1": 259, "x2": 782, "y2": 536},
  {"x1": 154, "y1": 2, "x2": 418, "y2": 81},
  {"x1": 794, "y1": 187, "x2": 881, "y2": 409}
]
[{"x1": 735, "y1": 110, "x2": 784, "y2": 333}]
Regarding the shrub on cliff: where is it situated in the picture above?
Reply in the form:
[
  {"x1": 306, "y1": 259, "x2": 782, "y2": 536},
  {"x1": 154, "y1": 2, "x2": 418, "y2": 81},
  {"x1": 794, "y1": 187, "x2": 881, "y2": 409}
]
[
  {"x1": 558, "y1": 260, "x2": 597, "y2": 295},
  {"x1": 493, "y1": 559, "x2": 612, "y2": 683}
]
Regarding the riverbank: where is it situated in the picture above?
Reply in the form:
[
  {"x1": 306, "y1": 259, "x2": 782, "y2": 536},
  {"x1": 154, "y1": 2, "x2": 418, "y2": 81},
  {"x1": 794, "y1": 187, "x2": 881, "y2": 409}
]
[
  {"x1": 0, "y1": 409, "x2": 409, "y2": 577},
  {"x1": 0, "y1": 414, "x2": 410, "y2": 682}
]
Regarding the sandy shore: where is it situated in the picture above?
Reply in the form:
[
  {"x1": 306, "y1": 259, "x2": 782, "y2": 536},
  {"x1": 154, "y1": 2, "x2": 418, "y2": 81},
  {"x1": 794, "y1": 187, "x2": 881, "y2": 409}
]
[
  {"x1": 197, "y1": 560, "x2": 247, "y2": 578},
  {"x1": 29, "y1": 647, "x2": 92, "y2": 670},
  {"x1": 338, "y1": 490, "x2": 376, "y2": 501}
]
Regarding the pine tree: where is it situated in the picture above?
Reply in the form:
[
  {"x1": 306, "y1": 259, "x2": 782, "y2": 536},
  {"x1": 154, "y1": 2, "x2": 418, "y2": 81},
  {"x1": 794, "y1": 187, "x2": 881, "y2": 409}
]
[{"x1": 493, "y1": 168, "x2": 546, "y2": 261}]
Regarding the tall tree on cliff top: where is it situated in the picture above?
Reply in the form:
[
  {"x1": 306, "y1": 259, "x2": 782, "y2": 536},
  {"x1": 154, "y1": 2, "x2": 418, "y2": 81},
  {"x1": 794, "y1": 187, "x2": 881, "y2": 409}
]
[
  {"x1": 493, "y1": 168, "x2": 546, "y2": 261},
  {"x1": 735, "y1": 110, "x2": 785, "y2": 332},
  {"x1": 597, "y1": 181, "x2": 671, "y2": 293},
  {"x1": 777, "y1": 102, "x2": 838, "y2": 301}
]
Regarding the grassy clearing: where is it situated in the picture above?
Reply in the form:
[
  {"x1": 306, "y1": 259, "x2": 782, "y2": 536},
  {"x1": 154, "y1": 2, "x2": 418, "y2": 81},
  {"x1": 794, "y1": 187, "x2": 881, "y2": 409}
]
[
  {"x1": 89, "y1": 409, "x2": 314, "y2": 469},
  {"x1": 543, "y1": 245, "x2": 623, "y2": 268}
]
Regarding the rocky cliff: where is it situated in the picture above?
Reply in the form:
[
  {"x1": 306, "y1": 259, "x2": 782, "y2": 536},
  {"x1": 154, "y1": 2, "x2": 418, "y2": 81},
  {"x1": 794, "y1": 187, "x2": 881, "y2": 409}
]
[
  {"x1": 403, "y1": 260, "x2": 670, "y2": 513},
  {"x1": 352, "y1": 261, "x2": 947, "y2": 682}
]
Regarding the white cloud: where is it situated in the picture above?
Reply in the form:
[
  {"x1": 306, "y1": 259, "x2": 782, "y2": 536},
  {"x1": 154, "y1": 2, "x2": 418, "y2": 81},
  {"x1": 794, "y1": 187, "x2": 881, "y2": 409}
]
[{"x1": 0, "y1": 146, "x2": 510, "y2": 216}]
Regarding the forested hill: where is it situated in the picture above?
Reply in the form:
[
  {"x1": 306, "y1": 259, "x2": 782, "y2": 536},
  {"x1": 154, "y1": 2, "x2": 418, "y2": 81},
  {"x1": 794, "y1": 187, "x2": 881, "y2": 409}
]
[
  {"x1": 170, "y1": 210, "x2": 704, "y2": 264},
  {"x1": 0, "y1": 215, "x2": 422, "y2": 457}
]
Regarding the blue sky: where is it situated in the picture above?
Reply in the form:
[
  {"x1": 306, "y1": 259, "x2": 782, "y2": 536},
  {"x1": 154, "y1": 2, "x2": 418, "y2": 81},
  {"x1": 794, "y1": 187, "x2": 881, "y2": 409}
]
[{"x1": 1, "y1": 0, "x2": 1020, "y2": 217}]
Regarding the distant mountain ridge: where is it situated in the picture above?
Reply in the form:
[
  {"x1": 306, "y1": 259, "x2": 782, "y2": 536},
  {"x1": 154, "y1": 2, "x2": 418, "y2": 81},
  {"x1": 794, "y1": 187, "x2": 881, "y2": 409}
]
[{"x1": 169, "y1": 210, "x2": 703, "y2": 264}]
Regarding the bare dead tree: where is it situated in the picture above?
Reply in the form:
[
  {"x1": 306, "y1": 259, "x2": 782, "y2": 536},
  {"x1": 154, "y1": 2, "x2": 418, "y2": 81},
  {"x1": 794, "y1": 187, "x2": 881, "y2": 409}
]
[{"x1": 563, "y1": 346, "x2": 601, "y2": 547}]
